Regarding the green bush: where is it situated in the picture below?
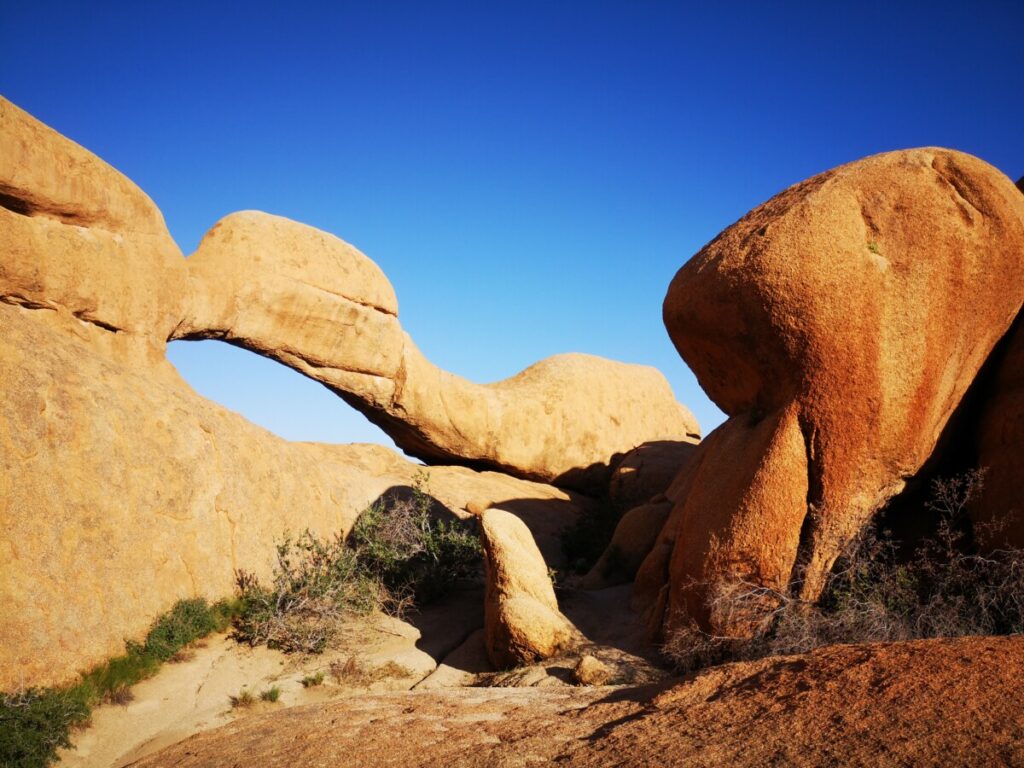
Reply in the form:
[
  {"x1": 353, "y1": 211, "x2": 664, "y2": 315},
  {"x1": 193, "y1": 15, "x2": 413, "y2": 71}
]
[
  {"x1": 233, "y1": 531, "x2": 385, "y2": 653},
  {"x1": 0, "y1": 688, "x2": 90, "y2": 768},
  {"x1": 349, "y1": 473, "x2": 481, "y2": 603},
  {"x1": 234, "y1": 472, "x2": 481, "y2": 654},
  {"x1": 664, "y1": 469, "x2": 1024, "y2": 672},
  {"x1": 0, "y1": 597, "x2": 239, "y2": 768}
]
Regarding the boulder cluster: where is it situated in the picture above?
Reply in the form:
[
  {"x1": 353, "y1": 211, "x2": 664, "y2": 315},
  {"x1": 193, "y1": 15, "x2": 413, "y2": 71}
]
[{"x1": 2, "y1": 94, "x2": 1022, "y2": 692}]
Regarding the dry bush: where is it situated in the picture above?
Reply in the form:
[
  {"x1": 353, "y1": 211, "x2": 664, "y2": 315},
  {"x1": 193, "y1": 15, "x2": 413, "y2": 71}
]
[
  {"x1": 664, "y1": 469, "x2": 1024, "y2": 673},
  {"x1": 234, "y1": 473, "x2": 480, "y2": 654},
  {"x1": 329, "y1": 657, "x2": 411, "y2": 687}
]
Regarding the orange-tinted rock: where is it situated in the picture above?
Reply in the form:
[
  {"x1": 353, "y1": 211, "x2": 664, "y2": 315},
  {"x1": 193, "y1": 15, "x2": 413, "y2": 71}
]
[
  {"x1": 652, "y1": 148, "x2": 1024, "y2": 636},
  {"x1": 0, "y1": 302, "x2": 590, "y2": 690},
  {"x1": 134, "y1": 636, "x2": 1024, "y2": 768},
  {"x1": 176, "y1": 212, "x2": 699, "y2": 493},
  {"x1": 607, "y1": 440, "x2": 698, "y2": 513}
]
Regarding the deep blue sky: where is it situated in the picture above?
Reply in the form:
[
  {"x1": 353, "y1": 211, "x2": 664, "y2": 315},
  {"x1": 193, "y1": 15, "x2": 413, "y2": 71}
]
[{"x1": 3, "y1": 2, "x2": 1022, "y2": 448}]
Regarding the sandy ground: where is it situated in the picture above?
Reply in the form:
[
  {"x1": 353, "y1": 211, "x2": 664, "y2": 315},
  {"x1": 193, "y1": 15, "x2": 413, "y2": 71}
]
[
  {"x1": 56, "y1": 614, "x2": 437, "y2": 768},
  {"x1": 57, "y1": 583, "x2": 659, "y2": 767}
]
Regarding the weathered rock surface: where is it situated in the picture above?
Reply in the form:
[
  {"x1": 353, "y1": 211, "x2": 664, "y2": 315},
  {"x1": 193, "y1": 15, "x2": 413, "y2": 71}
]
[
  {"x1": 133, "y1": 636, "x2": 1024, "y2": 767},
  {"x1": 0, "y1": 304, "x2": 590, "y2": 690},
  {"x1": 481, "y1": 509, "x2": 578, "y2": 667},
  {"x1": 573, "y1": 654, "x2": 613, "y2": 686},
  {"x1": 582, "y1": 499, "x2": 673, "y2": 589},
  {"x1": 607, "y1": 439, "x2": 698, "y2": 513},
  {"x1": 646, "y1": 148, "x2": 1024, "y2": 636},
  {"x1": 0, "y1": 98, "x2": 186, "y2": 346},
  {"x1": 175, "y1": 210, "x2": 700, "y2": 492},
  {"x1": 0, "y1": 98, "x2": 692, "y2": 689}
]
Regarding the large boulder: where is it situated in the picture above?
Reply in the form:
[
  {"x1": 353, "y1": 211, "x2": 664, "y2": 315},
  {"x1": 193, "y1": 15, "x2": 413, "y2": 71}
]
[
  {"x1": 644, "y1": 148, "x2": 1024, "y2": 637},
  {"x1": 970, "y1": 179, "x2": 1024, "y2": 547},
  {"x1": 581, "y1": 499, "x2": 673, "y2": 589},
  {"x1": 481, "y1": 509, "x2": 578, "y2": 667},
  {"x1": 175, "y1": 211, "x2": 699, "y2": 492}
]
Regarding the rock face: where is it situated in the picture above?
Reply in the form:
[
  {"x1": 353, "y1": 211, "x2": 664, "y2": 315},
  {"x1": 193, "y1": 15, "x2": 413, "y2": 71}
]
[
  {"x1": 481, "y1": 509, "x2": 578, "y2": 667},
  {"x1": 175, "y1": 211, "x2": 700, "y2": 493},
  {"x1": 0, "y1": 99, "x2": 610, "y2": 690},
  {"x1": 0, "y1": 98, "x2": 186, "y2": 346},
  {"x1": 607, "y1": 440, "x2": 698, "y2": 513},
  {"x1": 644, "y1": 148, "x2": 1024, "y2": 637},
  {"x1": 0, "y1": 303, "x2": 592, "y2": 690},
  {"x1": 582, "y1": 500, "x2": 673, "y2": 590}
]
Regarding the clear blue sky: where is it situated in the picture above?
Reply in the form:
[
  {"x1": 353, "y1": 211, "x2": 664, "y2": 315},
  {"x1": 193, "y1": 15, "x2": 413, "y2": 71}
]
[{"x1": 3, "y1": 2, "x2": 1021, "y2": 448}]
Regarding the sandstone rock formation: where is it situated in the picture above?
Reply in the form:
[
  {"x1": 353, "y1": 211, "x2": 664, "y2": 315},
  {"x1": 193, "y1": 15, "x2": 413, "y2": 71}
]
[
  {"x1": 642, "y1": 148, "x2": 1024, "y2": 637},
  {"x1": 481, "y1": 509, "x2": 578, "y2": 667},
  {"x1": 573, "y1": 654, "x2": 613, "y2": 686},
  {"x1": 174, "y1": 210, "x2": 700, "y2": 492},
  {"x1": 581, "y1": 499, "x2": 673, "y2": 589},
  {"x1": 133, "y1": 636, "x2": 1024, "y2": 768},
  {"x1": 607, "y1": 439, "x2": 698, "y2": 513},
  {"x1": 0, "y1": 303, "x2": 594, "y2": 689},
  {"x1": 0, "y1": 98, "x2": 613, "y2": 690},
  {"x1": 0, "y1": 98, "x2": 186, "y2": 348}
]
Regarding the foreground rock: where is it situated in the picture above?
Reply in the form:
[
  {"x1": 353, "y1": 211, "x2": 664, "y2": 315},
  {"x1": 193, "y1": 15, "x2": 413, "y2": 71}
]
[
  {"x1": 175, "y1": 210, "x2": 700, "y2": 492},
  {"x1": 481, "y1": 509, "x2": 578, "y2": 667},
  {"x1": 133, "y1": 635, "x2": 1024, "y2": 767},
  {"x1": 645, "y1": 148, "x2": 1024, "y2": 637}
]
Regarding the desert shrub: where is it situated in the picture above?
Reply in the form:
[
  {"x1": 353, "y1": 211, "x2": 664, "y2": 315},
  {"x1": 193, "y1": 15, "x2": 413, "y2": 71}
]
[
  {"x1": 0, "y1": 597, "x2": 239, "y2": 768},
  {"x1": 234, "y1": 472, "x2": 481, "y2": 653},
  {"x1": 664, "y1": 469, "x2": 1024, "y2": 673},
  {"x1": 349, "y1": 473, "x2": 481, "y2": 603},
  {"x1": 300, "y1": 671, "x2": 325, "y2": 688},
  {"x1": 329, "y1": 656, "x2": 412, "y2": 687},
  {"x1": 233, "y1": 532, "x2": 386, "y2": 653},
  {"x1": 259, "y1": 686, "x2": 281, "y2": 702},
  {"x1": 229, "y1": 689, "x2": 255, "y2": 708},
  {"x1": 0, "y1": 688, "x2": 90, "y2": 768}
]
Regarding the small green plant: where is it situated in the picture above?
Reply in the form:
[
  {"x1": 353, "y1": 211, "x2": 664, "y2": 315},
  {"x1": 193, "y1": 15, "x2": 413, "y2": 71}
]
[
  {"x1": 259, "y1": 686, "x2": 281, "y2": 703},
  {"x1": 0, "y1": 597, "x2": 240, "y2": 768},
  {"x1": 229, "y1": 689, "x2": 255, "y2": 709},
  {"x1": 300, "y1": 671, "x2": 325, "y2": 688},
  {"x1": 867, "y1": 241, "x2": 881, "y2": 254}
]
